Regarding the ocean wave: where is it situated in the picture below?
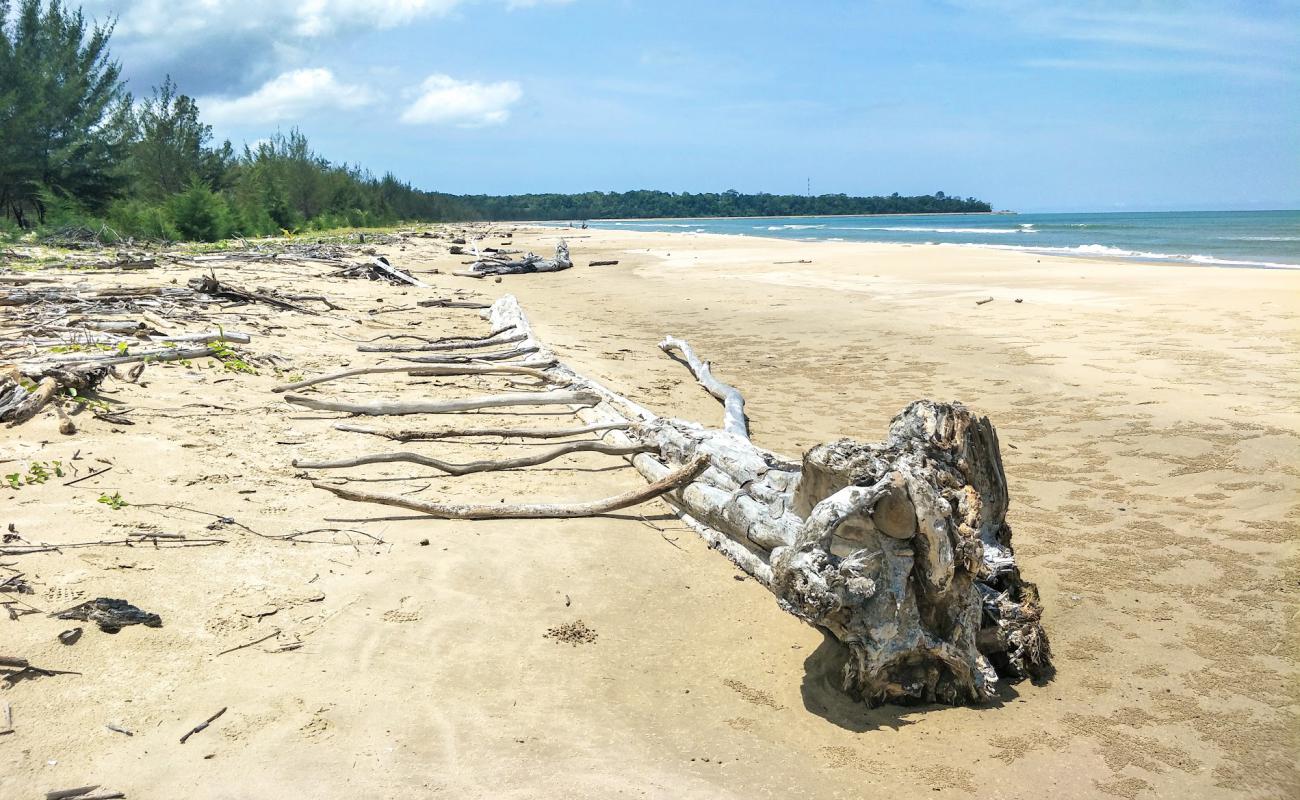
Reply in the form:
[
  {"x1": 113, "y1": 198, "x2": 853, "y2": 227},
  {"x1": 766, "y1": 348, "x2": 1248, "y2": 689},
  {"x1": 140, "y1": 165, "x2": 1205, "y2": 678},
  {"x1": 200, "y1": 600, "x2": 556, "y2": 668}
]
[
  {"x1": 1219, "y1": 235, "x2": 1300, "y2": 242},
  {"x1": 939, "y1": 242, "x2": 1300, "y2": 269},
  {"x1": 831, "y1": 225, "x2": 1032, "y2": 234},
  {"x1": 755, "y1": 223, "x2": 827, "y2": 231}
]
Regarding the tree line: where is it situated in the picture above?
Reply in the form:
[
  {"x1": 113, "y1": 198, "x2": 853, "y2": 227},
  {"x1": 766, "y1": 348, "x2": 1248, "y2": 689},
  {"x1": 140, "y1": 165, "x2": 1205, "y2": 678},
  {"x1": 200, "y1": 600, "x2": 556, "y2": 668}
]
[{"x1": 0, "y1": 0, "x2": 991, "y2": 243}]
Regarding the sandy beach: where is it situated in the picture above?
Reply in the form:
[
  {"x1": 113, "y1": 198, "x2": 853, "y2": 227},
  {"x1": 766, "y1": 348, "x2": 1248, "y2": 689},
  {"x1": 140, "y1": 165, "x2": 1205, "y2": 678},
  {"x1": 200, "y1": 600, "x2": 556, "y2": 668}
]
[{"x1": 2, "y1": 227, "x2": 1297, "y2": 799}]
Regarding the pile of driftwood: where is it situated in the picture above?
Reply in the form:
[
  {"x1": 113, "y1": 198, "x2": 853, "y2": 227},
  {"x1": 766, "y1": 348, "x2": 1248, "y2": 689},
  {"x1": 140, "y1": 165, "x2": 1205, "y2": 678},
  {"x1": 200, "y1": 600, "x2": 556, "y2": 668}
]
[
  {"x1": 282, "y1": 294, "x2": 1052, "y2": 706},
  {"x1": 0, "y1": 270, "x2": 305, "y2": 427},
  {"x1": 330, "y1": 256, "x2": 427, "y2": 287}
]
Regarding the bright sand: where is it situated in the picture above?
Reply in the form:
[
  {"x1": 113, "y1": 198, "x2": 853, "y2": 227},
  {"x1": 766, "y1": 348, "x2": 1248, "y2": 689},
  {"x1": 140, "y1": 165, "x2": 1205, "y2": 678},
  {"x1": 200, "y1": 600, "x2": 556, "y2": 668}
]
[{"x1": 2, "y1": 227, "x2": 1297, "y2": 798}]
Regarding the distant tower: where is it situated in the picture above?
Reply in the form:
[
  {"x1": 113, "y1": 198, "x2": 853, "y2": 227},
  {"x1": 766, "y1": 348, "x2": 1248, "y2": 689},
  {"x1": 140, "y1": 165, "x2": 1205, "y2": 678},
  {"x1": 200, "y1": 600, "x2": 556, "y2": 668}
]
[{"x1": 806, "y1": 177, "x2": 811, "y2": 197}]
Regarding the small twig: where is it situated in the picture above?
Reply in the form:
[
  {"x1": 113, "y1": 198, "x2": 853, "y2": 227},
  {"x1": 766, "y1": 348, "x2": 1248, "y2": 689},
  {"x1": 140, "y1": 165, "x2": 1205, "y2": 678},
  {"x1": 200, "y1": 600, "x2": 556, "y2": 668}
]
[
  {"x1": 216, "y1": 629, "x2": 281, "y2": 656},
  {"x1": 63, "y1": 465, "x2": 111, "y2": 486},
  {"x1": 105, "y1": 723, "x2": 133, "y2": 737},
  {"x1": 179, "y1": 706, "x2": 227, "y2": 743}
]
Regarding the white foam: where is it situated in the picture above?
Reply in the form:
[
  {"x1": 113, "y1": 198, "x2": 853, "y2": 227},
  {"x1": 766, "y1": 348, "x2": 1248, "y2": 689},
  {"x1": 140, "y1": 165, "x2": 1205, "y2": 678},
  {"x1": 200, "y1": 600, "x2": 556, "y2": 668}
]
[
  {"x1": 1220, "y1": 235, "x2": 1300, "y2": 241},
  {"x1": 832, "y1": 225, "x2": 1031, "y2": 234},
  {"x1": 940, "y1": 242, "x2": 1300, "y2": 270}
]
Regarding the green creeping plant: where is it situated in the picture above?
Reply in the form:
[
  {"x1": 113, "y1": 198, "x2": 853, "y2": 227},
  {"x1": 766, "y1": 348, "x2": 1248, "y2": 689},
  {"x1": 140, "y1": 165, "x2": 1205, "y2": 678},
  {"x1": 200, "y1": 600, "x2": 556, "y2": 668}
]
[{"x1": 97, "y1": 491, "x2": 129, "y2": 510}]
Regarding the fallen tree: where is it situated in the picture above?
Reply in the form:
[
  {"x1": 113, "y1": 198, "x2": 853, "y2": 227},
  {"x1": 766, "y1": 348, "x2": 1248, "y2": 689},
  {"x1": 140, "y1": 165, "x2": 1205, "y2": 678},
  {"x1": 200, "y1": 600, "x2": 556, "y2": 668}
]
[
  {"x1": 455, "y1": 241, "x2": 572, "y2": 278},
  {"x1": 306, "y1": 294, "x2": 1052, "y2": 706}
]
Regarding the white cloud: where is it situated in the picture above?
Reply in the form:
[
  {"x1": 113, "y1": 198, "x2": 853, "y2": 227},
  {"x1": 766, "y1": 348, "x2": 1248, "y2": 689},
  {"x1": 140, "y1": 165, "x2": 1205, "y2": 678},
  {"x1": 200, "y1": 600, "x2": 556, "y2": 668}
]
[
  {"x1": 86, "y1": 0, "x2": 572, "y2": 40},
  {"x1": 291, "y1": 0, "x2": 464, "y2": 37},
  {"x1": 400, "y1": 74, "x2": 523, "y2": 127},
  {"x1": 201, "y1": 68, "x2": 376, "y2": 125}
]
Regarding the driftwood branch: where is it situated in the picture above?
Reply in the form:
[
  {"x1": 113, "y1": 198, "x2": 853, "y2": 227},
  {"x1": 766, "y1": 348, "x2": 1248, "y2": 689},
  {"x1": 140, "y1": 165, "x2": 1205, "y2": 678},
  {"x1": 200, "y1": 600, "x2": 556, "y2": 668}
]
[
  {"x1": 283, "y1": 389, "x2": 600, "y2": 416},
  {"x1": 312, "y1": 454, "x2": 708, "y2": 519},
  {"x1": 393, "y1": 345, "x2": 540, "y2": 364},
  {"x1": 294, "y1": 440, "x2": 649, "y2": 475},
  {"x1": 271, "y1": 362, "x2": 553, "y2": 393},
  {"x1": 357, "y1": 333, "x2": 527, "y2": 353},
  {"x1": 333, "y1": 421, "x2": 632, "y2": 441},
  {"x1": 659, "y1": 336, "x2": 749, "y2": 439}
]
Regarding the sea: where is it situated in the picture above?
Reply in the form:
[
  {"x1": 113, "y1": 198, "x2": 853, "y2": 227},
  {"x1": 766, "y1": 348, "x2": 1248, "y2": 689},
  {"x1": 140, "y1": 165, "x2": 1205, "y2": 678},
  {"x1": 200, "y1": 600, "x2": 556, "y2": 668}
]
[{"x1": 574, "y1": 210, "x2": 1300, "y2": 270}]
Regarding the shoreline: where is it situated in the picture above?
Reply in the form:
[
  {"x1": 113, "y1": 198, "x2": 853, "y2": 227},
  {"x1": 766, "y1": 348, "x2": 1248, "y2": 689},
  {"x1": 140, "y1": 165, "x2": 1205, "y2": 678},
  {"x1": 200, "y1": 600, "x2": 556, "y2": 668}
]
[
  {"x1": 538, "y1": 222, "x2": 1300, "y2": 271},
  {"x1": 534, "y1": 225, "x2": 1300, "y2": 271}
]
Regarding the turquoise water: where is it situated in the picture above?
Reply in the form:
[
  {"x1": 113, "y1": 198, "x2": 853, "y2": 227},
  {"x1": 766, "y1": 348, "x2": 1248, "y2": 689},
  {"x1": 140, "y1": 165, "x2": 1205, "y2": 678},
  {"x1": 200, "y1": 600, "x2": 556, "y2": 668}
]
[{"x1": 579, "y1": 210, "x2": 1300, "y2": 269}]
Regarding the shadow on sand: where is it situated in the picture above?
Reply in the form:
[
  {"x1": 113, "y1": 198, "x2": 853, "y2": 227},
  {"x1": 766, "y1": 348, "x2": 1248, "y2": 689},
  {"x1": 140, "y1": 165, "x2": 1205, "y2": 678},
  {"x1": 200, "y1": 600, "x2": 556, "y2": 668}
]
[{"x1": 799, "y1": 630, "x2": 1022, "y2": 732}]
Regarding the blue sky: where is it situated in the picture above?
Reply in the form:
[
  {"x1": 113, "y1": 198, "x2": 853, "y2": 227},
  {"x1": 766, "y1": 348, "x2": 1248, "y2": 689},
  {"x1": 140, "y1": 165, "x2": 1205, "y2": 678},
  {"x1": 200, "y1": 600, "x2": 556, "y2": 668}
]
[{"x1": 82, "y1": 1, "x2": 1299, "y2": 212}]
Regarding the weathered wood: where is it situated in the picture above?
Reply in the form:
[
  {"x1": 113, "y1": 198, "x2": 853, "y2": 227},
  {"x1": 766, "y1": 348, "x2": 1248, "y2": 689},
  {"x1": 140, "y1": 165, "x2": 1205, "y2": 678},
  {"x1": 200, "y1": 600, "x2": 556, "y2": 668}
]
[
  {"x1": 416, "y1": 298, "x2": 489, "y2": 309},
  {"x1": 659, "y1": 336, "x2": 748, "y2": 439},
  {"x1": 312, "y1": 453, "x2": 708, "y2": 519},
  {"x1": 476, "y1": 294, "x2": 1051, "y2": 707},
  {"x1": 4, "y1": 376, "x2": 56, "y2": 424},
  {"x1": 334, "y1": 421, "x2": 632, "y2": 441},
  {"x1": 357, "y1": 333, "x2": 527, "y2": 353},
  {"x1": 283, "y1": 389, "x2": 601, "y2": 416},
  {"x1": 457, "y1": 241, "x2": 572, "y2": 278},
  {"x1": 271, "y1": 362, "x2": 553, "y2": 393},
  {"x1": 21, "y1": 343, "x2": 234, "y2": 373},
  {"x1": 393, "y1": 345, "x2": 540, "y2": 364},
  {"x1": 294, "y1": 440, "x2": 650, "y2": 475},
  {"x1": 369, "y1": 256, "x2": 427, "y2": 287}
]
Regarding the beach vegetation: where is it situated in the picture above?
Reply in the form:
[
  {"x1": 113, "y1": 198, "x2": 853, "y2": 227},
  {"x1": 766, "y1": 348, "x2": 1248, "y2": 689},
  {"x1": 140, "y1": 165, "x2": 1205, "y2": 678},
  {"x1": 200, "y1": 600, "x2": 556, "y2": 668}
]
[{"x1": 1, "y1": 0, "x2": 990, "y2": 241}]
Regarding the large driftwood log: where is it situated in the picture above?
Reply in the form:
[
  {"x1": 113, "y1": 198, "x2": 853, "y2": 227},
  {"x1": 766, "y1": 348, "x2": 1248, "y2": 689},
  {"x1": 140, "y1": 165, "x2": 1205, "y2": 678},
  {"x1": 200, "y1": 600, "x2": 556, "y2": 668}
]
[
  {"x1": 309, "y1": 293, "x2": 1051, "y2": 707},
  {"x1": 486, "y1": 295, "x2": 1051, "y2": 706},
  {"x1": 456, "y1": 241, "x2": 572, "y2": 278}
]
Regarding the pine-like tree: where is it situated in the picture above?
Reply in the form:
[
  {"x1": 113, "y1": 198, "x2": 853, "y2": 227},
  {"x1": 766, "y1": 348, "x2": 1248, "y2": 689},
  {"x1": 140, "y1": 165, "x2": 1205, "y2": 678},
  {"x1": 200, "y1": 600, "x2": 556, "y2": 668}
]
[{"x1": 0, "y1": 0, "x2": 132, "y2": 226}]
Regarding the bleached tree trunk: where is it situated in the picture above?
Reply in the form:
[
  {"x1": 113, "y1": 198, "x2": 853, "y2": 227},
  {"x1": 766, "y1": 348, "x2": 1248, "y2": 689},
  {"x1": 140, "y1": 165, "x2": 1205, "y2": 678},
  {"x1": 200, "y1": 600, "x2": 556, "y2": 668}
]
[
  {"x1": 481, "y1": 295, "x2": 1052, "y2": 706},
  {"x1": 300, "y1": 293, "x2": 1052, "y2": 707}
]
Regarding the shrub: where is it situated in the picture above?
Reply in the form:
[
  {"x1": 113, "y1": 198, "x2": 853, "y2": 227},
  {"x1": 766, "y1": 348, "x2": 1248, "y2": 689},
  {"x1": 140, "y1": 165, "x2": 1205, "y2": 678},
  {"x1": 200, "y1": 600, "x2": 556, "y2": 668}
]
[
  {"x1": 168, "y1": 180, "x2": 233, "y2": 242},
  {"x1": 108, "y1": 199, "x2": 179, "y2": 241}
]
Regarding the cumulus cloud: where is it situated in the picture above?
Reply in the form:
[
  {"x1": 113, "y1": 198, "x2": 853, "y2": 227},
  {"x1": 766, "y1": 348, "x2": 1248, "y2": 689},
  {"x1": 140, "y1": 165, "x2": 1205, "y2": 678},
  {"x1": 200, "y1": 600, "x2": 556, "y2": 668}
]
[
  {"x1": 201, "y1": 68, "x2": 376, "y2": 126},
  {"x1": 400, "y1": 74, "x2": 523, "y2": 127}
]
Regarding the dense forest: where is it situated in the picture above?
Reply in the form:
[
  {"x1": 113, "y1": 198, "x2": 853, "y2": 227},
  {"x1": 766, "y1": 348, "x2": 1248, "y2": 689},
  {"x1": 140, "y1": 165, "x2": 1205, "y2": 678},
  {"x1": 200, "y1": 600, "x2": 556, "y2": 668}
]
[{"x1": 0, "y1": 0, "x2": 990, "y2": 242}]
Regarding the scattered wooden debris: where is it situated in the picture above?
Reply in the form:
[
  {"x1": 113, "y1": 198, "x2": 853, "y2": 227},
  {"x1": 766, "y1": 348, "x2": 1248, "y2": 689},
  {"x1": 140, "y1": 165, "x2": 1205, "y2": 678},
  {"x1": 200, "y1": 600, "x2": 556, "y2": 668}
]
[
  {"x1": 188, "y1": 273, "x2": 317, "y2": 314},
  {"x1": 588, "y1": 260, "x2": 620, "y2": 267},
  {"x1": 332, "y1": 255, "x2": 427, "y2": 287},
  {"x1": 976, "y1": 296, "x2": 995, "y2": 305},
  {"x1": 179, "y1": 706, "x2": 227, "y2": 744}
]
